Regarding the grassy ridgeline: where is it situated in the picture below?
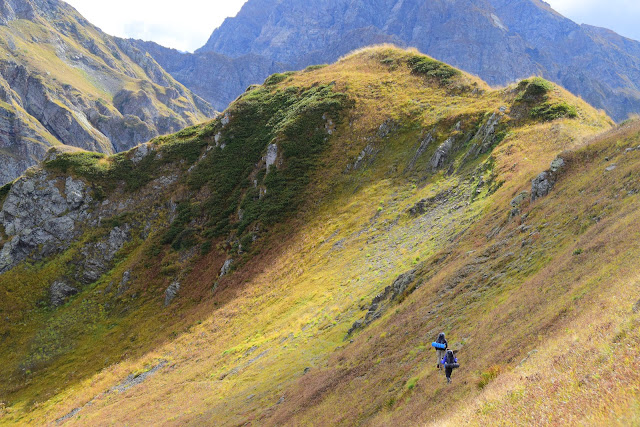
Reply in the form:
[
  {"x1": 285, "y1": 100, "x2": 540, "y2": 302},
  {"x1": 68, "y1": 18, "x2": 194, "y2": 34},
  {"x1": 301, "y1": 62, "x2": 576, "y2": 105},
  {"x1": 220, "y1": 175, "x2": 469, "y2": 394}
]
[{"x1": 3, "y1": 47, "x2": 633, "y2": 426}]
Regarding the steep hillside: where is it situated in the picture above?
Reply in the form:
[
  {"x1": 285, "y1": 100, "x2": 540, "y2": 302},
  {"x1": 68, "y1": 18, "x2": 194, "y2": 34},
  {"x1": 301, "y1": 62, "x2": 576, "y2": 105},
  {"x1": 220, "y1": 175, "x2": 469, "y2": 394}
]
[
  {"x1": 146, "y1": 0, "x2": 640, "y2": 121},
  {"x1": 0, "y1": 0, "x2": 213, "y2": 185},
  {"x1": 5, "y1": 47, "x2": 640, "y2": 426}
]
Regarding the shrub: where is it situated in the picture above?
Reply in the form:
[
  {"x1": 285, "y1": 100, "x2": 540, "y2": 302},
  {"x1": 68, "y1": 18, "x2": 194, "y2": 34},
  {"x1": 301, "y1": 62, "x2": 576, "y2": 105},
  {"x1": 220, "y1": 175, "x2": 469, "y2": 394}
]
[
  {"x1": 162, "y1": 202, "x2": 195, "y2": 249},
  {"x1": 239, "y1": 233, "x2": 255, "y2": 252},
  {"x1": 523, "y1": 77, "x2": 554, "y2": 98},
  {"x1": 200, "y1": 241, "x2": 212, "y2": 255},
  {"x1": 530, "y1": 102, "x2": 578, "y2": 121},
  {"x1": 407, "y1": 55, "x2": 459, "y2": 83},
  {"x1": 264, "y1": 72, "x2": 295, "y2": 86},
  {"x1": 190, "y1": 83, "x2": 352, "y2": 239},
  {"x1": 0, "y1": 181, "x2": 12, "y2": 204},
  {"x1": 303, "y1": 64, "x2": 328, "y2": 72},
  {"x1": 406, "y1": 376, "x2": 419, "y2": 390}
]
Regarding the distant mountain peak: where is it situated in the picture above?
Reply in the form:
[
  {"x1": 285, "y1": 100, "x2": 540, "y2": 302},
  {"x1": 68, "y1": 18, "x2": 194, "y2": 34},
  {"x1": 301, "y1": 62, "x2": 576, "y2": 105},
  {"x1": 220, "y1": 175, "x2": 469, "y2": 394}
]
[{"x1": 161, "y1": 0, "x2": 640, "y2": 121}]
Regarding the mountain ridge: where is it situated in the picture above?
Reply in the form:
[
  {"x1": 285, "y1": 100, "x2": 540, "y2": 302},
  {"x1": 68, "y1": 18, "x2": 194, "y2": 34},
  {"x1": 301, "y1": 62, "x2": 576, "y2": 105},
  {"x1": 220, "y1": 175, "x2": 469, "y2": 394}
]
[
  {"x1": 141, "y1": 0, "x2": 640, "y2": 122},
  {"x1": 0, "y1": 0, "x2": 214, "y2": 185}
]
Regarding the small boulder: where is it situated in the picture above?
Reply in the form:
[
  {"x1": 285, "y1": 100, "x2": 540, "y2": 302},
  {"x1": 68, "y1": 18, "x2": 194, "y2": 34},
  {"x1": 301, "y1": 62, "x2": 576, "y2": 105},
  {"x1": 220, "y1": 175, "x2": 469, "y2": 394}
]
[
  {"x1": 220, "y1": 259, "x2": 234, "y2": 277},
  {"x1": 429, "y1": 137, "x2": 454, "y2": 170},
  {"x1": 549, "y1": 157, "x2": 565, "y2": 172},
  {"x1": 510, "y1": 191, "x2": 529, "y2": 207},
  {"x1": 50, "y1": 281, "x2": 79, "y2": 307},
  {"x1": 117, "y1": 270, "x2": 131, "y2": 295},
  {"x1": 164, "y1": 280, "x2": 180, "y2": 306},
  {"x1": 531, "y1": 157, "x2": 565, "y2": 202},
  {"x1": 531, "y1": 171, "x2": 552, "y2": 200},
  {"x1": 266, "y1": 144, "x2": 278, "y2": 170}
]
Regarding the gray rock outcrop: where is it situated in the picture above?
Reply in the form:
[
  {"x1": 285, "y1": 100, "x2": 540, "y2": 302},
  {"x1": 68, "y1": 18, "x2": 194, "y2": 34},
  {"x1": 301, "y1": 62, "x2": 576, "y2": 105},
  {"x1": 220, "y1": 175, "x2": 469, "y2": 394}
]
[
  {"x1": 531, "y1": 157, "x2": 565, "y2": 202},
  {"x1": 347, "y1": 143, "x2": 378, "y2": 172},
  {"x1": 220, "y1": 259, "x2": 234, "y2": 277},
  {"x1": 0, "y1": 170, "x2": 91, "y2": 272},
  {"x1": 164, "y1": 281, "x2": 180, "y2": 306},
  {"x1": 430, "y1": 137, "x2": 455, "y2": 170},
  {"x1": 50, "y1": 281, "x2": 79, "y2": 307},
  {"x1": 347, "y1": 270, "x2": 417, "y2": 336},
  {"x1": 467, "y1": 113, "x2": 501, "y2": 158},
  {"x1": 76, "y1": 225, "x2": 131, "y2": 285},
  {"x1": 406, "y1": 131, "x2": 434, "y2": 172},
  {"x1": 266, "y1": 144, "x2": 278, "y2": 170}
]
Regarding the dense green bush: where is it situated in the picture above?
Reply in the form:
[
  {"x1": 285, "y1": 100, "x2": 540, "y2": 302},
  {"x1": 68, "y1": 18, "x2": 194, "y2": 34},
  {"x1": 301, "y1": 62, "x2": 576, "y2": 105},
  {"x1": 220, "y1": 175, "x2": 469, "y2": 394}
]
[
  {"x1": 0, "y1": 181, "x2": 13, "y2": 204},
  {"x1": 303, "y1": 64, "x2": 328, "y2": 72},
  {"x1": 407, "y1": 55, "x2": 459, "y2": 83},
  {"x1": 190, "y1": 83, "x2": 352, "y2": 242},
  {"x1": 523, "y1": 77, "x2": 553, "y2": 98},
  {"x1": 162, "y1": 202, "x2": 196, "y2": 250},
  {"x1": 264, "y1": 72, "x2": 296, "y2": 86},
  {"x1": 530, "y1": 102, "x2": 578, "y2": 121}
]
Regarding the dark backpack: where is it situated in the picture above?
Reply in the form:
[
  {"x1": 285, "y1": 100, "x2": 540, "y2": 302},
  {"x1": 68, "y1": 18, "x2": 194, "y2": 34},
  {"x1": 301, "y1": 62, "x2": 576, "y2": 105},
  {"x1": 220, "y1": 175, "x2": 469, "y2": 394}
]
[{"x1": 445, "y1": 351, "x2": 455, "y2": 364}]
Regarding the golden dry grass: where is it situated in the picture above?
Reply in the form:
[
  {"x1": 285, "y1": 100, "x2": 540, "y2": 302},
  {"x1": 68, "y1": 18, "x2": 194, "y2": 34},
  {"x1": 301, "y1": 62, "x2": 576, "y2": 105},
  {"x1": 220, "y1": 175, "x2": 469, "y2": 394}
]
[{"x1": 3, "y1": 47, "x2": 635, "y2": 426}]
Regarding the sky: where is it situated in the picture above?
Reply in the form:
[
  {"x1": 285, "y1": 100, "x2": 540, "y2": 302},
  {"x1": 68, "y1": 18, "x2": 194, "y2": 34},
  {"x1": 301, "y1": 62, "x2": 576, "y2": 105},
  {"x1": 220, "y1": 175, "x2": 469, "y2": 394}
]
[
  {"x1": 64, "y1": 0, "x2": 248, "y2": 52},
  {"x1": 63, "y1": 0, "x2": 639, "y2": 53},
  {"x1": 547, "y1": 0, "x2": 640, "y2": 40}
]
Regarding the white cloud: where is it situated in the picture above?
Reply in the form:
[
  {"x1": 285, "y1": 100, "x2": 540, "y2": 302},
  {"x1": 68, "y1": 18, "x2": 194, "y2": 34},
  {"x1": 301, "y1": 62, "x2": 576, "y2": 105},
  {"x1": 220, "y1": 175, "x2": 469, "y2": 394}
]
[
  {"x1": 64, "y1": 0, "x2": 249, "y2": 52},
  {"x1": 546, "y1": 0, "x2": 640, "y2": 41}
]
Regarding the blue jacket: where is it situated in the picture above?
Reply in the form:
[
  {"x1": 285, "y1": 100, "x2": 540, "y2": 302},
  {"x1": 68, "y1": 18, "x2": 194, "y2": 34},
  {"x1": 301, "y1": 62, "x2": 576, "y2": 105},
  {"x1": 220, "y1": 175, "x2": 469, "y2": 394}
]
[{"x1": 441, "y1": 357, "x2": 458, "y2": 365}]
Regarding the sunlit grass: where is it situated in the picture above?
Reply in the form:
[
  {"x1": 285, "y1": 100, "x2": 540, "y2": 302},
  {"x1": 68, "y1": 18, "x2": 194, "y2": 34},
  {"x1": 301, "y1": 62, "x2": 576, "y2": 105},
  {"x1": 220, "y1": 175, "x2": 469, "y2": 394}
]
[{"x1": 0, "y1": 46, "x2": 630, "y2": 426}]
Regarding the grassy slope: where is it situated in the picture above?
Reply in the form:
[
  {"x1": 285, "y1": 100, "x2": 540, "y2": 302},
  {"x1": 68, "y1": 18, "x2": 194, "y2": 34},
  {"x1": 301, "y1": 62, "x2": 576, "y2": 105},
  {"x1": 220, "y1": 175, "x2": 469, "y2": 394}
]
[{"x1": 2, "y1": 46, "x2": 633, "y2": 425}]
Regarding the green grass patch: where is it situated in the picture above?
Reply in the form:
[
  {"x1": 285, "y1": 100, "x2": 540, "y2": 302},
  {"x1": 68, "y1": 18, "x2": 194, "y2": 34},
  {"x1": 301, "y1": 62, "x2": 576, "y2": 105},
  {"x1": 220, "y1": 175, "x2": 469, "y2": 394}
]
[
  {"x1": 406, "y1": 55, "x2": 460, "y2": 83},
  {"x1": 406, "y1": 376, "x2": 419, "y2": 390},
  {"x1": 264, "y1": 72, "x2": 296, "y2": 86},
  {"x1": 303, "y1": 64, "x2": 328, "y2": 73},
  {"x1": 190, "y1": 83, "x2": 352, "y2": 243},
  {"x1": 519, "y1": 77, "x2": 554, "y2": 100},
  {"x1": 477, "y1": 365, "x2": 502, "y2": 389},
  {"x1": 530, "y1": 102, "x2": 578, "y2": 122},
  {"x1": 0, "y1": 181, "x2": 13, "y2": 204}
]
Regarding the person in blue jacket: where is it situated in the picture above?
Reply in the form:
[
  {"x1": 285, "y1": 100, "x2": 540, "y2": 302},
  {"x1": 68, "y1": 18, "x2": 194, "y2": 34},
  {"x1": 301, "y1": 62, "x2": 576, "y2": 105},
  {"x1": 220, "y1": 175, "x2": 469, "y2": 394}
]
[
  {"x1": 441, "y1": 349, "x2": 458, "y2": 383},
  {"x1": 434, "y1": 332, "x2": 447, "y2": 369}
]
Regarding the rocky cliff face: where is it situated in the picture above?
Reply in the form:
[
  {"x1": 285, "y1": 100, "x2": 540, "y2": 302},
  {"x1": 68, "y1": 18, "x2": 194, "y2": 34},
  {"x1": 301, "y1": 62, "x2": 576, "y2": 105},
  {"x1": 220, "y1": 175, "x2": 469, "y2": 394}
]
[
  {"x1": 0, "y1": 0, "x2": 214, "y2": 185},
  {"x1": 130, "y1": 40, "x2": 284, "y2": 111},
  {"x1": 171, "y1": 0, "x2": 640, "y2": 121},
  {"x1": 0, "y1": 167, "x2": 92, "y2": 273}
]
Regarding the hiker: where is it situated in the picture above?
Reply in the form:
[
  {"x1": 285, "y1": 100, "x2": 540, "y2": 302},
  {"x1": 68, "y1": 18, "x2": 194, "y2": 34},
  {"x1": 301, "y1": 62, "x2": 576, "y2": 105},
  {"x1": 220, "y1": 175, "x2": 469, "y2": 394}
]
[
  {"x1": 441, "y1": 349, "x2": 459, "y2": 383},
  {"x1": 434, "y1": 332, "x2": 447, "y2": 369}
]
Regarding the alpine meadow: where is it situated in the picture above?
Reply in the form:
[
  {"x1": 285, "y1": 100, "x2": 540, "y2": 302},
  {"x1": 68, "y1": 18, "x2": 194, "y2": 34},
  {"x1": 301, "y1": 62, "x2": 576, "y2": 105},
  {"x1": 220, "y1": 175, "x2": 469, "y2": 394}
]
[{"x1": 1, "y1": 1, "x2": 640, "y2": 426}]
